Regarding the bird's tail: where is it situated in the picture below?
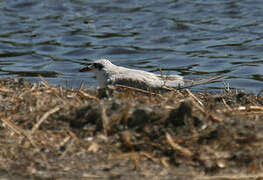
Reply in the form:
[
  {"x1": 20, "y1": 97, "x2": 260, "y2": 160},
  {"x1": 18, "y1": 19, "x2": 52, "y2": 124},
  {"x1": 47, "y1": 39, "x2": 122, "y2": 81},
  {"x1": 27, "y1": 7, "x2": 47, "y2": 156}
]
[{"x1": 182, "y1": 75, "x2": 227, "y2": 88}]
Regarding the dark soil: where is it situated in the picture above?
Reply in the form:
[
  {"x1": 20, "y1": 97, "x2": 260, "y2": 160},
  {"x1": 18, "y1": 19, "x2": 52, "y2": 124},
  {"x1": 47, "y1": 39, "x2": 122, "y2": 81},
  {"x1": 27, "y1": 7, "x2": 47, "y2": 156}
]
[{"x1": 0, "y1": 78, "x2": 262, "y2": 179}]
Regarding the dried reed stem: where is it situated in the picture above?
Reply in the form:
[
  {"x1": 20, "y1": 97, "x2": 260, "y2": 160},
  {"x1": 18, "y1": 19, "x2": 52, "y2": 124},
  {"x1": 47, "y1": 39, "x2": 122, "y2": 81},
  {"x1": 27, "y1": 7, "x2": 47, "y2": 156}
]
[
  {"x1": 39, "y1": 76, "x2": 50, "y2": 88},
  {"x1": 1, "y1": 116, "x2": 23, "y2": 135},
  {"x1": 78, "y1": 90, "x2": 99, "y2": 101},
  {"x1": 0, "y1": 87, "x2": 14, "y2": 93},
  {"x1": 165, "y1": 132, "x2": 193, "y2": 157},
  {"x1": 1, "y1": 116, "x2": 38, "y2": 147},
  {"x1": 101, "y1": 105, "x2": 109, "y2": 135},
  {"x1": 185, "y1": 89, "x2": 203, "y2": 107},
  {"x1": 31, "y1": 106, "x2": 60, "y2": 135}
]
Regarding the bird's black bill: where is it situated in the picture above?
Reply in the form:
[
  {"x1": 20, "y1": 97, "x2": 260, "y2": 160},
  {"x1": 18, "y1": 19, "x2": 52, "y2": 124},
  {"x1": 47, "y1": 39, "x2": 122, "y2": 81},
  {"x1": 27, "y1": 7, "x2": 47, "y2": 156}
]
[{"x1": 79, "y1": 67, "x2": 91, "y2": 72}]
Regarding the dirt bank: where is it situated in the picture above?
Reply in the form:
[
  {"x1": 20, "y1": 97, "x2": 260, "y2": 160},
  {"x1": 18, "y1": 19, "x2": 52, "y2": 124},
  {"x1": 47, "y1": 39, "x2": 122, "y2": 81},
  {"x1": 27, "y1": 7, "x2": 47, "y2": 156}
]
[{"x1": 0, "y1": 78, "x2": 262, "y2": 179}]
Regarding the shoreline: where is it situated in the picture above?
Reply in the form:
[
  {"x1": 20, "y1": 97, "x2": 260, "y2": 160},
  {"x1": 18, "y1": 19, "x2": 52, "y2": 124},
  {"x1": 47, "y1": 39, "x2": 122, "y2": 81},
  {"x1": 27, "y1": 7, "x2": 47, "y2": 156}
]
[{"x1": 0, "y1": 78, "x2": 262, "y2": 179}]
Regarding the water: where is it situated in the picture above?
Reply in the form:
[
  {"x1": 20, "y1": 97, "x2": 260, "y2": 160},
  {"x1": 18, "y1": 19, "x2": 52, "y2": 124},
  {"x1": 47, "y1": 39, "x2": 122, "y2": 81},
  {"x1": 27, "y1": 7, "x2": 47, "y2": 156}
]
[{"x1": 0, "y1": 0, "x2": 262, "y2": 93}]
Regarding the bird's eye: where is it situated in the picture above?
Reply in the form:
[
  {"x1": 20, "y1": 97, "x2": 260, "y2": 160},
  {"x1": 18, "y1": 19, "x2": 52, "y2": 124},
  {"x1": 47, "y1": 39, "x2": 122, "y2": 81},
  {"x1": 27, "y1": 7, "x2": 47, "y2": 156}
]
[{"x1": 93, "y1": 63, "x2": 104, "y2": 70}]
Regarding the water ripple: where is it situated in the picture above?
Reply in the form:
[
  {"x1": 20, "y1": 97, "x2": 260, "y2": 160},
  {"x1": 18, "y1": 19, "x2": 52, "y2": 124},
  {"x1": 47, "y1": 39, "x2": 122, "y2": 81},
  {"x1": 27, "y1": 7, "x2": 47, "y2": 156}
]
[{"x1": 0, "y1": 0, "x2": 262, "y2": 93}]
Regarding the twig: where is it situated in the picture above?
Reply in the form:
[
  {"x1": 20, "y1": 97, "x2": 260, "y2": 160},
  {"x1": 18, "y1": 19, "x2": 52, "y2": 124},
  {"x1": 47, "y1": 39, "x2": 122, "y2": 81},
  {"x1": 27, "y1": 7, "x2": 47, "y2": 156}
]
[
  {"x1": 218, "y1": 105, "x2": 263, "y2": 115},
  {"x1": 140, "y1": 152, "x2": 159, "y2": 163},
  {"x1": 79, "y1": 80, "x2": 85, "y2": 90},
  {"x1": 120, "y1": 102, "x2": 131, "y2": 123},
  {"x1": 185, "y1": 89, "x2": 203, "y2": 107},
  {"x1": 165, "y1": 132, "x2": 193, "y2": 157},
  {"x1": 82, "y1": 173, "x2": 106, "y2": 179},
  {"x1": 1, "y1": 116, "x2": 37, "y2": 147},
  {"x1": 223, "y1": 81, "x2": 231, "y2": 93},
  {"x1": 221, "y1": 98, "x2": 231, "y2": 111},
  {"x1": 101, "y1": 104, "x2": 109, "y2": 135},
  {"x1": 184, "y1": 90, "x2": 224, "y2": 122},
  {"x1": 78, "y1": 90, "x2": 99, "y2": 101},
  {"x1": 161, "y1": 85, "x2": 176, "y2": 92},
  {"x1": 121, "y1": 131, "x2": 134, "y2": 150},
  {"x1": 88, "y1": 142, "x2": 100, "y2": 153},
  {"x1": 0, "y1": 87, "x2": 14, "y2": 93},
  {"x1": 57, "y1": 136, "x2": 71, "y2": 148},
  {"x1": 1, "y1": 116, "x2": 23, "y2": 135},
  {"x1": 209, "y1": 113, "x2": 224, "y2": 122},
  {"x1": 161, "y1": 157, "x2": 170, "y2": 168},
  {"x1": 30, "y1": 83, "x2": 38, "y2": 91},
  {"x1": 238, "y1": 106, "x2": 263, "y2": 111},
  {"x1": 148, "y1": 87, "x2": 152, "y2": 102},
  {"x1": 31, "y1": 106, "x2": 61, "y2": 135},
  {"x1": 219, "y1": 106, "x2": 263, "y2": 113},
  {"x1": 39, "y1": 76, "x2": 50, "y2": 88}
]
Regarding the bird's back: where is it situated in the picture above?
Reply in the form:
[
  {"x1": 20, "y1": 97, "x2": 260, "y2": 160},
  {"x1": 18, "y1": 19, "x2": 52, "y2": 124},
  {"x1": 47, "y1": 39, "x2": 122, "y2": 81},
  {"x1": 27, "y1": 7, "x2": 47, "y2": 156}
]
[
  {"x1": 107, "y1": 66, "x2": 166, "y2": 89},
  {"x1": 105, "y1": 66, "x2": 187, "y2": 91}
]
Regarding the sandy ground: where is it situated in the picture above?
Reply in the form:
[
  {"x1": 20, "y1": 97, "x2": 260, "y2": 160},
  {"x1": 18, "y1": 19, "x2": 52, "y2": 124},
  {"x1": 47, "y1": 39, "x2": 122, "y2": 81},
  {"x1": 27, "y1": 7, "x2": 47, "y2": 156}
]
[{"x1": 0, "y1": 78, "x2": 262, "y2": 180}]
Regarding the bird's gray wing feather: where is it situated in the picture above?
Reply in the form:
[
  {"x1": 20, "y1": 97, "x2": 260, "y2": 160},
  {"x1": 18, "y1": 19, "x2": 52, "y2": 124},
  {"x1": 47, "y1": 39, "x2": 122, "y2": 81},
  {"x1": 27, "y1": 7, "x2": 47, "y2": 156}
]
[
  {"x1": 157, "y1": 74, "x2": 184, "y2": 88},
  {"x1": 108, "y1": 67, "x2": 164, "y2": 90}
]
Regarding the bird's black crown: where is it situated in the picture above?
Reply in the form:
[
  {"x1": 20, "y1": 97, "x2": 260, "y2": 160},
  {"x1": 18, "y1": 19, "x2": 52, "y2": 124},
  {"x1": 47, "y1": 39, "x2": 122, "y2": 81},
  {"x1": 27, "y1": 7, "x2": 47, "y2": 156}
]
[{"x1": 93, "y1": 63, "x2": 104, "y2": 70}]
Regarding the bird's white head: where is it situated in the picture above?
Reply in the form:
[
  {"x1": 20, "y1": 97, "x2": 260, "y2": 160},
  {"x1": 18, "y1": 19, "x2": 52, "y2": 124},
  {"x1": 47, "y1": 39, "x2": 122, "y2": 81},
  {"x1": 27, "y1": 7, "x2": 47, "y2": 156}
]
[
  {"x1": 79, "y1": 59, "x2": 116, "y2": 87},
  {"x1": 79, "y1": 59, "x2": 115, "y2": 73}
]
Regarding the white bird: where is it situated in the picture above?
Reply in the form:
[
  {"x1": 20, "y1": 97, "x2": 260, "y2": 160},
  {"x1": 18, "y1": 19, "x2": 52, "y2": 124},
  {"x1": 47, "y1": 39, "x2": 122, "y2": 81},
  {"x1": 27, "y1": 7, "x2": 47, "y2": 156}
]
[{"x1": 79, "y1": 59, "x2": 223, "y2": 91}]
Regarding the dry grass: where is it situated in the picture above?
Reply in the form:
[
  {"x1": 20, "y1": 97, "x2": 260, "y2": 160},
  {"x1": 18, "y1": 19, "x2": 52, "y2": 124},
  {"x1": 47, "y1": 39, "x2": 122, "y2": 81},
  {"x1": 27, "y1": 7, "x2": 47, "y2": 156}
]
[{"x1": 0, "y1": 78, "x2": 262, "y2": 179}]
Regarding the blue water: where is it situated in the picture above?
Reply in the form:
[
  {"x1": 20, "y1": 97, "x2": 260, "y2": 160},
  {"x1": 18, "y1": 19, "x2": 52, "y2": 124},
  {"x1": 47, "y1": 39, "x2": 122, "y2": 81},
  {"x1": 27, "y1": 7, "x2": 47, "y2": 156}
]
[{"x1": 0, "y1": 0, "x2": 262, "y2": 93}]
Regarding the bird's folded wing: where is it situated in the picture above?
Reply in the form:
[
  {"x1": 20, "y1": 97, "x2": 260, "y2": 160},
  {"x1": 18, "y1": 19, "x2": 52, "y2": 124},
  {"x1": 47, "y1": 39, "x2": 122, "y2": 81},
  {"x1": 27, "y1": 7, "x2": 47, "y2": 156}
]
[
  {"x1": 110, "y1": 68, "x2": 164, "y2": 89},
  {"x1": 157, "y1": 74, "x2": 184, "y2": 88}
]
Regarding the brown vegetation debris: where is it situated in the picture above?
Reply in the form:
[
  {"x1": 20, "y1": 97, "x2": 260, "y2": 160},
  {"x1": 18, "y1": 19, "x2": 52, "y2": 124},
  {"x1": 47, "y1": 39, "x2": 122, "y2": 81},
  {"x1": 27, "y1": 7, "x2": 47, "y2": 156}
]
[{"x1": 0, "y1": 78, "x2": 262, "y2": 179}]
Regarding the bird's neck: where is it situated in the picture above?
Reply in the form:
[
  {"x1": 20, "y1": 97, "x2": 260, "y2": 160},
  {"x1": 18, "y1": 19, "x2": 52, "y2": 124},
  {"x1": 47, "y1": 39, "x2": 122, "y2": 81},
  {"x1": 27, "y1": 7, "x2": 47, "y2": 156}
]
[{"x1": 94, "y1": 70, "x2": 110, "y2": 87}]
